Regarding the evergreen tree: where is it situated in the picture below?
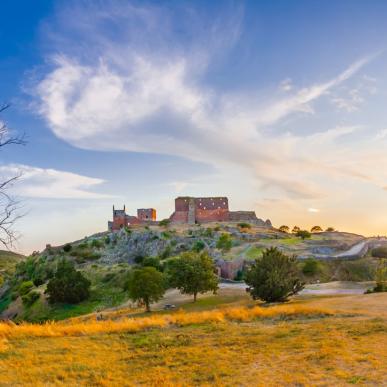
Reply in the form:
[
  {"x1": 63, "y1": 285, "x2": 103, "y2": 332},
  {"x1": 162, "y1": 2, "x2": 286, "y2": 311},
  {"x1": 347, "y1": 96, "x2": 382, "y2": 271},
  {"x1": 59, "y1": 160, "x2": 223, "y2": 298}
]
[{"x1": 245, "y1": 247, "x2": 304, "y2": 302}]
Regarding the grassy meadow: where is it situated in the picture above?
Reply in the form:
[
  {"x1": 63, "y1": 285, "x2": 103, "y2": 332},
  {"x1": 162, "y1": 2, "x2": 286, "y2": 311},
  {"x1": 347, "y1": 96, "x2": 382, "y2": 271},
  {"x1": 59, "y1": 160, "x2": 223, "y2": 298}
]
[{"x1": 0, "y1": 288, "x2": 386, "y2": 386}]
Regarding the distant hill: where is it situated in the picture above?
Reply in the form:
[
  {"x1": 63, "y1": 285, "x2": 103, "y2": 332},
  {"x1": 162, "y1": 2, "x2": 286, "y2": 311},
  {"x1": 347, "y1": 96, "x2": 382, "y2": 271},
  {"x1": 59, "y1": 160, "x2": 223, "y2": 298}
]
[{"x1": 0, "y1": 250, "x2": 25, "y2": 276}]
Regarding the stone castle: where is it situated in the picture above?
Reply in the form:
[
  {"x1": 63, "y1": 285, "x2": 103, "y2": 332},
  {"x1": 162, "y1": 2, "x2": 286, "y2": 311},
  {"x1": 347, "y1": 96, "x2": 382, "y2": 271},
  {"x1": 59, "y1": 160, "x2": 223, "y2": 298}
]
[{"x1": 108, "y1": 196, "x2": 271, "y2": 231}]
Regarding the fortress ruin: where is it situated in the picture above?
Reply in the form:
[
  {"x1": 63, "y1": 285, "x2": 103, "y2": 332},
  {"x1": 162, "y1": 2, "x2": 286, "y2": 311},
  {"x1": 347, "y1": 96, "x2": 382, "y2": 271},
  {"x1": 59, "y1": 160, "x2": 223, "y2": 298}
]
[{"x1": 108, "y1": 196, "x2": 271, "y2": 230}]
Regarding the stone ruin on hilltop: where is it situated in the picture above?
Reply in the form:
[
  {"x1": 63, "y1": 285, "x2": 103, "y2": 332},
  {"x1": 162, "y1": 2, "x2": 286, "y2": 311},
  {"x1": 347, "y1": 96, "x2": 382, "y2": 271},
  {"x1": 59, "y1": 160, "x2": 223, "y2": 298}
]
[{"x1": 108, "y1": 196, "x2": 271, "y2": 231}]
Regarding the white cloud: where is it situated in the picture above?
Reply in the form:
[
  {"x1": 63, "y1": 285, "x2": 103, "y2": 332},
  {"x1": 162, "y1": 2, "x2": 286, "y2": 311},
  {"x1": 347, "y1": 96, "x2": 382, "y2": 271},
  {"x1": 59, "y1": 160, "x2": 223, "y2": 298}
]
[
  {"x1": 0, "y1": 164, "x2": 111, "y2": 199},
  {"x1": 280, "y1": 78, "x2": 293, "y2": 92},
  {"x1": 308, "y1": 208, "x2": 320, "y2": 213},
  {"x1": 30, "y1": 2, "x2": 381, "y2": 201}
]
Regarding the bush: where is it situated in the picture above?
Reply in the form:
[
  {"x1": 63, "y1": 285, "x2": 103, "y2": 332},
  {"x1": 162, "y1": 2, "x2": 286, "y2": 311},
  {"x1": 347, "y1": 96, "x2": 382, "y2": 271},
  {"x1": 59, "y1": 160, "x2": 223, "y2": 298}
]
[
  {"x1": 203, "y1": 228, "x2": 213, "y2": 238},
  {"x1": 91, "y1": 239, "x2": 104, "y2": 248},
  {"x1": 245, "y1": 247, "x2": 304, "y2": 303},
  {"x1": 311, "y1": 226, "x2": 322, "y2": 233},
  {"x1": 238, "y1": 223, "x2": 251, "y2": 229},
  {"x1": 296, "y1": 230, "x2": 311, "y2": 240},
  {"x1": 371, "y1": 247, "x2": 387, "y2": 258},
  {"x1": 326, "y1": 227, "x2": 335, "y2": 232},
  {"x1": 159, "y1": 245, "x2": 172, "y2": 260},
  {"x1": 192, "y1": 240, "x2": 205, "y2": 252},
  {"x1": 21, "y1": 290, "x2": 40, "y2": 307},
  {"x1": 104, "y1": 236, "x2": 111, "y2": 245},
  {"x1": 302, "y1": 258, "x2": 321, "y2": 276},
  {"x1": 216, "y1": 233, "x2": 232, "y2": 252},
  {"x1": 63, "y1": 243, "x2": 72, "y2": 253},
  {"x1": 19, "y1": 281, "x2": 34, "y2": 296},
  {"x1": 159, "y1": 219, "x2": 171, "y2": 227},
  {"x1": 45, "y1": 259, "x2": 91, "y2": 304},
  {"x1": 142, "y1": 257, "x2": 163, "y2": 271}
]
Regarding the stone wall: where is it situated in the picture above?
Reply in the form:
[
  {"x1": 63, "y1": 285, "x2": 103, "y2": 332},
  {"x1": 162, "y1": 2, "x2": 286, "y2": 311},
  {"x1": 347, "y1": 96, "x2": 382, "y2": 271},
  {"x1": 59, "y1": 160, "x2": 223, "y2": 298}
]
[{"x1": 137, "y1": 208, "x2": 157, "y2": 221}]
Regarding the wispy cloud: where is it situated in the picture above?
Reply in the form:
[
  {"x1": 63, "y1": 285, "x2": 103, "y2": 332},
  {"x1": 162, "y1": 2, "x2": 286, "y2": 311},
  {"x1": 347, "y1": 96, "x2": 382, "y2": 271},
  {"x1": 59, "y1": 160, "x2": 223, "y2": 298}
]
[
  {"x1": 0, "y1": 164, "x2": 112, "y2": 199},
  {"x1": 30, "y1": 1, "x2": 381, "y2": 201}
]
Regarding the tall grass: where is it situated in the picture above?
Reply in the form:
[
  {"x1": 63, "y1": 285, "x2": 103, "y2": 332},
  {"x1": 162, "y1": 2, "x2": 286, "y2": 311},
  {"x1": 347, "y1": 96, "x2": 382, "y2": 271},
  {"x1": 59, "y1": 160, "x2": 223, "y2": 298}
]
[{"x1": 0, "y1": 305, "x2": 332, "y2": 339}]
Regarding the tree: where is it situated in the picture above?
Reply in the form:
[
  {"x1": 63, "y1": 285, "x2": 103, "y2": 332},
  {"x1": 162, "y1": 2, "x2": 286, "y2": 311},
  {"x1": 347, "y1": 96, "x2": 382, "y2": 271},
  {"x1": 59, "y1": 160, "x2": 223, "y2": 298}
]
[
  {"x1": 302, "y1": 258, "x2": 321, "y2": 276},
  {"x1": 126, "y1": 266, "x2": 166, "y2": 312},
  {"x1": 292, "y1": 226, "x2": 300, "y2": 233},
  {"x1": 279, "y1": 225, "x2": 289, "y2": 233},
  {"x1": 45, "y1": 259, "x2": 91, "y2": 304},
  {"x1": 311, "y1": 225, "x2": 322, "y2": 233},
  {"x1": 296, "y1": 230, "x2": 311, "y2": 240},
  {"x1": 245, "y1": 247, "x2": 304, "y2": 302},
  {"x1": 216, "y1": 233, "x2": 232, "y2": 252},
  {"x1": 167, "y1": 251, "x2": 218, "y2": 302},
  {"x1": 0, "y1": 104, "x2": 26, "y2": 247},
  {"x1": 374, "y1": 259, "x2": 387, "y2": 292},
  {"x1": 159, "y1": 219, "x2": 171, "y2": 227},
  {"x1": 325, "y1": 227, "x2": 335, "y2": 232}
]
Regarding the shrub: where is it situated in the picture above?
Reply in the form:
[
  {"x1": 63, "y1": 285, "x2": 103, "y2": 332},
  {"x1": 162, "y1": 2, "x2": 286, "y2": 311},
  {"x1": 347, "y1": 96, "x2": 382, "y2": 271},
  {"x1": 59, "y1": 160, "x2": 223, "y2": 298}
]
[
  {"x1": 104, "y1": 236, "x2": 111, "y2": 245},
  {"x1": 203, "y1": 228, "x2": 213, "y2": 238},
  {"x1": 63, "y1": 243, "x2": 72, "y2": 253},
  {"x1": 302, "y1": 258, "x2": 321, "y2": 276},
  {"x1": 292, "y1": 226, "x2": 301, "y2": 233},
  {"x1": 78, "y1": 242, "x2": 88, "y2": 249},
  {"x1": 159, "y1": 245, "x2": 172, "y2": 260},
  {"x1": 126, "y1": 267, "x2": 166, "y2": 312},
  {"x1": 142, "y1": 257, "x2": 163, "y2": 271},
  {"x1": 134, "y1": 255, "x2": 145, "y2": 264},
  {"x1": 296, "y1": 230, "x2": 312, "y2": 240},
  {"x1": 371, "y1": 247, "x2": 387, "y2": 258},
  {"x1": 102, "y1": 272, "x2": 116, "y2": 283},
  {"x1": 91, "y1": 239, "x2": 104, "y2": 248},
  {"x1": 21, "y1": 290, "x2": 40, "y2": 307},
  {"x1": 216, "y1": 233, "x2": 232, "y2": 252},
  {"x1": 159, "y1": 219, "x2": 170, "y2": 227},
  {"x1": 19, "y1": 281, "x2": 34, "y2": 296},
  {"x1": 192, "y1": 240, "x2": 205, "y2": 252},
  {"x1": 238, "y1": 222, "x2": 251, "y2": 229},
  {"x1": 245, "y1": 247, "x2": 304, "y2": 303},
  {"x1": 374, "y1": 259, "x2": 387, "y2": 292},
  {"x1": 311, "y1": 226, "x2": 323, "y2": 233},
  {"x1": 45, "y1": 259, "x2": 91, "y2": 304},
  {"x1": 326, "y1": 227, "x2": 335, "y2": 232}
]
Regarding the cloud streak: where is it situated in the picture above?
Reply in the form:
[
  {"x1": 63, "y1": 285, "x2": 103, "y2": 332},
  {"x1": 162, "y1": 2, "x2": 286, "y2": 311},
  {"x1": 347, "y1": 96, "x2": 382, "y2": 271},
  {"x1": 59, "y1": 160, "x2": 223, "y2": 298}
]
[
  {"x1": 0, "y1": 164, "x2": 112, "y2": 199},
  {"x1": 30, "y1": 1, "x2": 381, "y2": 201}
]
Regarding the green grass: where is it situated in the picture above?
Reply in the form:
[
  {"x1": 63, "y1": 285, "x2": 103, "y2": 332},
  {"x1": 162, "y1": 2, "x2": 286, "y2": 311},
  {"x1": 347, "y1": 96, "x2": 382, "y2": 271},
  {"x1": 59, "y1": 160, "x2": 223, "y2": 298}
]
[
  {"x1": 277, "y1": 238, "x2": 301, "y2": 245},
  {"x1": 245, "y1": 246, "x2": 264, "y2": 260},
  {"x1": 0, "y1": 250, "x2": 25, "y2": 276}
]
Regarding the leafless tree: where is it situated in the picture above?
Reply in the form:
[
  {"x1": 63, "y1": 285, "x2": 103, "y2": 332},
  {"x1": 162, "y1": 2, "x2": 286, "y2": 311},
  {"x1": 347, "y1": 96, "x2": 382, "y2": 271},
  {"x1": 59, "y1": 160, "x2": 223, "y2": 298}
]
[{"x1": 0, "y1": 103, "x2": 26, "y2": 248}]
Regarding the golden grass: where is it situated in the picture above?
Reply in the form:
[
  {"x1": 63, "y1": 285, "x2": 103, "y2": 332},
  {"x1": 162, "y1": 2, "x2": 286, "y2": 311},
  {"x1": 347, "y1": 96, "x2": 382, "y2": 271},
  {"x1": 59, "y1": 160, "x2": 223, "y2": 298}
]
[
  {"x1": 0, "y1": 304, "x2": 331, "y2": 339},
  {"x1": 1, "y1": 294, "x2": 386, "y2": 386}
]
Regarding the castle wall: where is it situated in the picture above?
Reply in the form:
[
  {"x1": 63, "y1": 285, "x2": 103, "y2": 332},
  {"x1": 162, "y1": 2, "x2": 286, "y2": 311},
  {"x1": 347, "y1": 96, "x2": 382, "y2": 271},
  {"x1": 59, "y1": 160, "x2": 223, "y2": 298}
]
[
  {"x1": 228, "y1": 211, "x2": 258, "y2": 222},
  {"x1": 137, "y1": 208, "x2": 157, "y2": 221}
]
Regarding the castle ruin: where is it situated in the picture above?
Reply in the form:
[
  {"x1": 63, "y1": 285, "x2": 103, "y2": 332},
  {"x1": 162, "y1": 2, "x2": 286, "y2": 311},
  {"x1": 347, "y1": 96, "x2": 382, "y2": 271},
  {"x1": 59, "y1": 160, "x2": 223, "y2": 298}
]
[{"x1": 108, "y1": 196, "x2": 271, "y2": 230}]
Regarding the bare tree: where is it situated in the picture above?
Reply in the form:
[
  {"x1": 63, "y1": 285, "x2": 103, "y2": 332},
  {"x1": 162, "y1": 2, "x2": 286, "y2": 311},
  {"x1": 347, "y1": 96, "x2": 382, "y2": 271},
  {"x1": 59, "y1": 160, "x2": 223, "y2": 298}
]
[{"x1": 0, "y1": 103, "x2": 26, "y2": 247}]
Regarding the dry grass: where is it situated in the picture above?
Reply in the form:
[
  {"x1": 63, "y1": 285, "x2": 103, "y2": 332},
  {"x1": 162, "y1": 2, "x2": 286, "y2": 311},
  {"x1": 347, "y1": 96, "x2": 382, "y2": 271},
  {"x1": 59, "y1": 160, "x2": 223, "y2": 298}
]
[{"x1": 0, "y1": 294, "x2": 386, "y2": 386}]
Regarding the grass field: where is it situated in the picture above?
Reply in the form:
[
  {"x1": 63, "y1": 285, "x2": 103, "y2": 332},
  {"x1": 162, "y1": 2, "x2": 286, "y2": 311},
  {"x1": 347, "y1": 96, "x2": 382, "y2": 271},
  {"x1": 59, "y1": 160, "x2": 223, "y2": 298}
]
[{"x1": 0, "y1": 289, "x2": 386, "y2": 386}]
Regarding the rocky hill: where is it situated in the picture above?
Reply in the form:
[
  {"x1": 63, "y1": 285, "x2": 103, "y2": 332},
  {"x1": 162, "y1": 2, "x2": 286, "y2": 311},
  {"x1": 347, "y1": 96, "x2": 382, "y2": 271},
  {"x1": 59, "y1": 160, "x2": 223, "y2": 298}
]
[{"x1": 0, "y1": 222, "x2": 380, "y2": 322}]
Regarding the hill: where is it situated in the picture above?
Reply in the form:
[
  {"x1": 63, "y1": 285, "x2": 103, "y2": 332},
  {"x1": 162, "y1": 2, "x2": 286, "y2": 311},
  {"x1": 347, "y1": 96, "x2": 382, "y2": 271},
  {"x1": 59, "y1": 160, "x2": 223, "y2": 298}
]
[
  {"x1": 0, "y1": 223, "x2": 381, "y2": 322},
  {"x1": 1, "y1": 288, "x2": 386, "y2": 385},
  {"x1": 0, "y1": 250, "x2": 25, "y2": 277}
]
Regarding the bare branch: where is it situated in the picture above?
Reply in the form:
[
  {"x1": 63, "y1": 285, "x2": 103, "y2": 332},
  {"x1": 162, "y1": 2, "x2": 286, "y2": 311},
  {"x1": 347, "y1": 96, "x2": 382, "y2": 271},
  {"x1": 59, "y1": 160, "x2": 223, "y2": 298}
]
[{"x1": 0, "y1": 103, "x2": 26, "y2": 248}]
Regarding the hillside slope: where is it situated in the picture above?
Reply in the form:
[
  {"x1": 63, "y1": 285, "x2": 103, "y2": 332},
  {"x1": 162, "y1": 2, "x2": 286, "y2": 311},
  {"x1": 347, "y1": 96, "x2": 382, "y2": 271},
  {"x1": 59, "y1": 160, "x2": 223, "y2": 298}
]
[{"x1": 0, "y1": 223, "x2": 379, "y2": 322}]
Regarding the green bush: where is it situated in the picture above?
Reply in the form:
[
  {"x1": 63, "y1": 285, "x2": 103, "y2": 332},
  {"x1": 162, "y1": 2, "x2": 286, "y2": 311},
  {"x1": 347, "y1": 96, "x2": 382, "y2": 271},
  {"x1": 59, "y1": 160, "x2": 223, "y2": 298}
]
[
  {"x1": 142, "y1": 257, "x2": 163, "y2": 271},
  {"x1": 238, "y1": 222, "x2": 251, "y2": 229},
  {"x1": 216, "y1": 233, "x2": 232, "y2": 252},
  {"x1": 19, "y1": 281, "x2": 34, "y2": 296},
  {"x1": 203, "y1": 228, "x2": 213, "y2": 238},
  {"x1": 159, "y1": 245, "x2": 172, "y2": 260},
  {"x1": 371, "y1": 247, "x2": 387, "y2": 258},
  {"x1": 159, "y1": 219, "x2": 171, "y2": 227},
  {"x1": 192, "y1": 240, "x2": 205, "y2": 252},
  {"x1": 63, "y1": 243, "x2": 72, "y2": 253},
  {"x1": 302, "y1": 258, "x2": 321, "y2": 276},
  {"x1": 104, "y1": 236, "x2": 111, "y2": 245},
  {"x1": 45, "y1": 259, "x2": 91, "y2": 304},
  {"x1": 296, "y1": 230, "x2": 312, "y2": 240},
  {"x1": 91, "y1": 239, "x2": 104, "y2": 248},
  {"x1": 21, "y1": 290, "x2": 40, "y2": 306}
]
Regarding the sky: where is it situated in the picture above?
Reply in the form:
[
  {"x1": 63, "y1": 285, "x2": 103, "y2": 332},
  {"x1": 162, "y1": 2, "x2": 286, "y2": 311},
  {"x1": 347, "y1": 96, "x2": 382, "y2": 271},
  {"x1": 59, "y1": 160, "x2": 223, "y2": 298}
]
[{"x1": 2, "y1": 0, "x2": 387, "y2": 254}]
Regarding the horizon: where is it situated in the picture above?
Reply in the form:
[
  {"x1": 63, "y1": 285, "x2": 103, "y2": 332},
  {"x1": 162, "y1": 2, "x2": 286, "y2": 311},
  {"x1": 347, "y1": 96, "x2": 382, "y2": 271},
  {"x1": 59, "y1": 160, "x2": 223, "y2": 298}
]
[{"x1": 2, "y1": 0, "x2": 387, "y2": 254}]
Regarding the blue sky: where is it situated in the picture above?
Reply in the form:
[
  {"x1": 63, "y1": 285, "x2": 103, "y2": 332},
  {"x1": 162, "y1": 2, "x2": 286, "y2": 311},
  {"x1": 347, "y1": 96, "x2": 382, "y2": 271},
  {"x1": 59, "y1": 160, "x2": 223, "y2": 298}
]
[{"x1": 2, "y1": 0, "x2": 387, "y2": 253}]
